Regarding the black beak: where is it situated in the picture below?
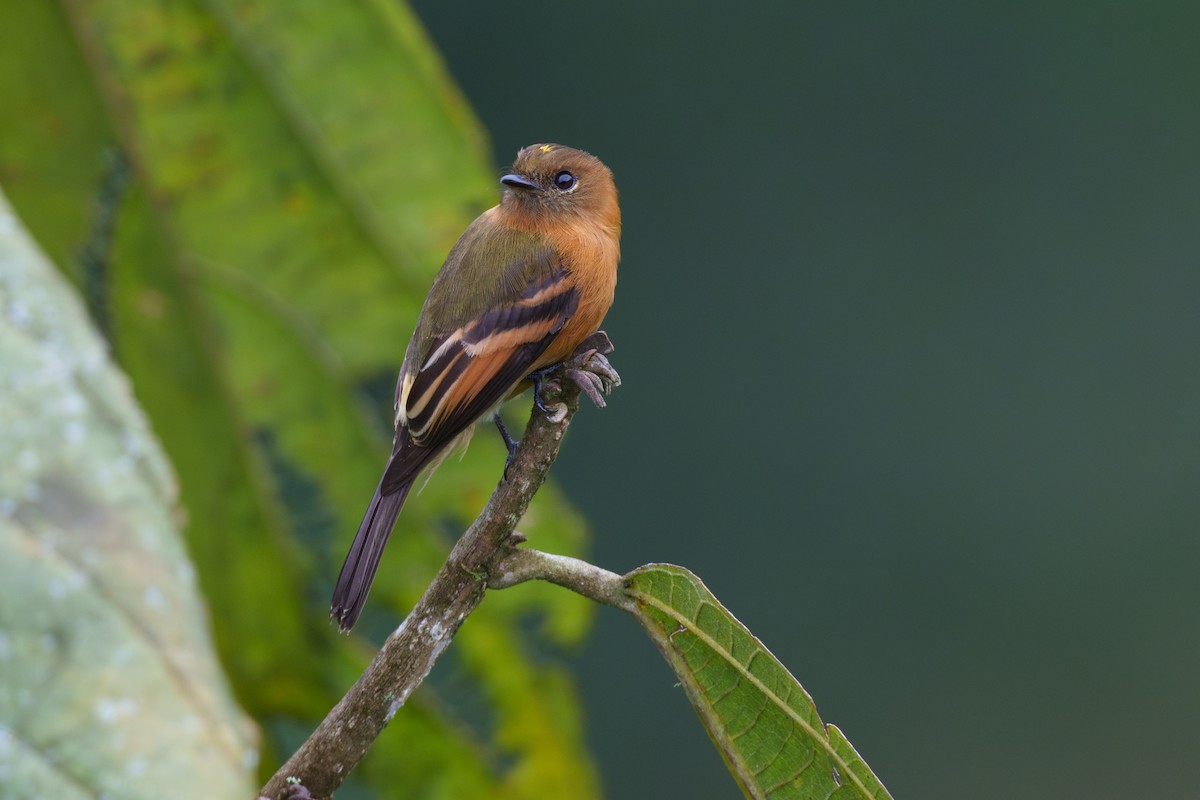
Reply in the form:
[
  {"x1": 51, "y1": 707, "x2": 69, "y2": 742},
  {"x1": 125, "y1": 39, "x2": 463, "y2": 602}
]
[{"x1": 501, "y1": 173, "x2": 540, "y2": 192}]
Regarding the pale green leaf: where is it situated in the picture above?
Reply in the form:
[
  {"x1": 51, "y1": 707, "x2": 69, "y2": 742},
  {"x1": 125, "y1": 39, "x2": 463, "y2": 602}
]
[{"x1": 0, "y1": 190, "x2": 255, "y2": 799}]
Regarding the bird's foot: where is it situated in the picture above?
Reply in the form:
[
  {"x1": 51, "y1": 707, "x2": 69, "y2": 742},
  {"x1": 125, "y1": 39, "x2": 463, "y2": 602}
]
[
  {"x1": 565, "y1": 331, "x2": 621, "y2": 408},
  {"x1": 531, "y1": 331, "x2": 621, "y2": 419},
  {"x1": 493, "y1": 412, "x2": 520, "y2": 479},
  {"x1": 566, "y1": 352, "x2": 620, "y2": 408},
  {"x1": 529, "y1": 366, "x2": 564, "y2": 418},
  {"x1": 498, "y1": 330, "x2": 619, "y2": 478}
]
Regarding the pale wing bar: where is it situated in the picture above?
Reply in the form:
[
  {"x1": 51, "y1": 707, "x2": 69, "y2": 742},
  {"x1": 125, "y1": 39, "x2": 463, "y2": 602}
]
[{"x1": 383, "y1": 271, "x2": 578, "y2": 494}]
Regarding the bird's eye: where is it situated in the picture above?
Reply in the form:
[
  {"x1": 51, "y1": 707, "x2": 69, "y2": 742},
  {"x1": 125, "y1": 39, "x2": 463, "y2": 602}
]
[{"x1": 554, "y1": 171, "x2": 578, "y2": 191}]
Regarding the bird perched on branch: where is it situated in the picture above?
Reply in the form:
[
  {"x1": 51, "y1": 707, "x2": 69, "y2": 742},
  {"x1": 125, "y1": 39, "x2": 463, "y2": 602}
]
[{"x1": 331, "y1": 143, "x2": 622, "y2": 632}]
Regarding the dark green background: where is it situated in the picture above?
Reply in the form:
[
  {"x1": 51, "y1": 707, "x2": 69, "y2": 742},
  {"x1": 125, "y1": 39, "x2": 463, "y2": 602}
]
[{"x1": 411, "y1": 2, "x2": 1200, "y2": 798}]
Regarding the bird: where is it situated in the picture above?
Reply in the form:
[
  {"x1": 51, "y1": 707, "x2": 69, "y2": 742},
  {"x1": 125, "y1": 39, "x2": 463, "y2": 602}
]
[{"x1": 330, "y1": 143, "x2": 621, "y2": 632}]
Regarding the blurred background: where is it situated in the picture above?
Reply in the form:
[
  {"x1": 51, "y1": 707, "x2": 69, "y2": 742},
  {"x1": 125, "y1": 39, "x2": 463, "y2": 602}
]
[
  {"x1": 409, "y1": 2, "x2": 1200, "y2": 798},
  {"x1": 3, "y1": 1, "x2": 1198, "y2": 798}
]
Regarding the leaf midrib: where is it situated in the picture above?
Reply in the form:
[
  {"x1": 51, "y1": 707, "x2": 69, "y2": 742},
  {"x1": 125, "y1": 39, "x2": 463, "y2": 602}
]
[{"x1": 630, "y1": 585, "x2": 874, "y2": 799}]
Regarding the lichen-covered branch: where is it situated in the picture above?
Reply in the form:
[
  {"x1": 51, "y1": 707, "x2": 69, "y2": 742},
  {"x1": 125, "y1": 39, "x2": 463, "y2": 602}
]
[{"x1": 258, "y1": 333, "x2": 616, "y2": 800}]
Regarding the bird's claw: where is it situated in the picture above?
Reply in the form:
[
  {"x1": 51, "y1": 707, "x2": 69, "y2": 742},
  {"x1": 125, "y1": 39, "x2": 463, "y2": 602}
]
[
  {"x1": 567, "y1": 367, "x2": 609, "y2": 408},
  {"x1": 566, "y1": 348, "x2": 621, "y2": 409},
  {"x1": 531, "y1": 330, "x2": 620, "y2": 416},
  {"x1": 533, "y1": 376, "x2": 561, "y2": 413},
  {"x1": 531, "y1": 374, "x2": 568, "y2": 422},
  {"x1": 583, "y1": 351, "x2": 621, "y2": 387}
]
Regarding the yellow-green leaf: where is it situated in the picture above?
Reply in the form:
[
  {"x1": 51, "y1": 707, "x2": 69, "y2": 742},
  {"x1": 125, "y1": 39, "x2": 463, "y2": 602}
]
[{"x1": 0, "y1": 0, "x2": 598, "y2": 794}]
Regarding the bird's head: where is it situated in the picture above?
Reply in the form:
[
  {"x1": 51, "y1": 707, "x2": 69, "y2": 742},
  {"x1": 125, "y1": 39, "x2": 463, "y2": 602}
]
[{"x1": 499, "y1": 144, "x2": 619, "y2": 231}]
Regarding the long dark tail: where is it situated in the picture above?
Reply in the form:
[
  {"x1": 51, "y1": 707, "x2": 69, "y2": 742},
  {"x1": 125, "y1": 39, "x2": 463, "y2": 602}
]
[{"x1": 330, "y1": 476, "x2": 415, "y2": 632}]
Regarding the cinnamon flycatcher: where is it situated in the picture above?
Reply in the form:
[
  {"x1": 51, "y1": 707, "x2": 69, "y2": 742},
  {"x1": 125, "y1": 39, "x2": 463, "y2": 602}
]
[{"x1": 331, "y1": 144, "x2": 621, "y2": 631}]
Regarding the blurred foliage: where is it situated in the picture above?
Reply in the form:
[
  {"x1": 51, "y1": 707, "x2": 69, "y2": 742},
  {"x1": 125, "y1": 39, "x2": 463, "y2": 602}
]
[
  {"x1": 626, "y1": 565, "x2": 891, "y2": 800},
  {"x1": 0, "y1": 0, "x2": 597, "y2": 795},
  {"x1": 0, "y1": 189, "x2": 255, "y2": 798}
]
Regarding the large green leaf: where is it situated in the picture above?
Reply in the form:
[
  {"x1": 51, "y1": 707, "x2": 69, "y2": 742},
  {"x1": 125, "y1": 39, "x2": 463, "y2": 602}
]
[
  {"x1": 626, "y1": 565, "x2": 892, "y2": 800},
  {"x1": 0, "y1": 189, "x2": 255, "y2": 799},
  {"x1": 0, "y1": 0, "x2": 597, "y2": 794}
]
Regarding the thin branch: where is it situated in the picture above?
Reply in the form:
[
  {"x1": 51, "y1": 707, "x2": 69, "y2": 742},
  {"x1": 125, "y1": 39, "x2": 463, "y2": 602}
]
[
  {"x1": 489, "y1": 547, "x2": 633, "y2": 611},
  {"x1": 258, "y1": 333, "x2": 616, "y2": 800}
]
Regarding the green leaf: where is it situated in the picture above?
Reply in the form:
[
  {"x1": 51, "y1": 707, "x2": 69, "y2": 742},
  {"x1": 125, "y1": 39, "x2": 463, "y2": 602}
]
[
  {"x1": 625, "y1": 564, "x2": 892, "y2": 800},
  {"x1": 0, "y1": 190, "x2": 255, "y2": 799},
  {"x1": 0, "y1": 0, "x2": 598, "y2": 794}
]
